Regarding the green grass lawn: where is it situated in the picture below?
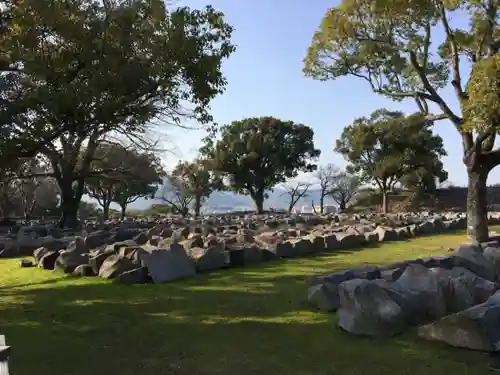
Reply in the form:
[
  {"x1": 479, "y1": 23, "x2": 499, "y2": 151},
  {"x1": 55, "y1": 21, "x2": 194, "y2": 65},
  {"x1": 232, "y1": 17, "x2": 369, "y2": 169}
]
[{"x1": 0, "y1": 230, "x2": 498, "y2": 375}]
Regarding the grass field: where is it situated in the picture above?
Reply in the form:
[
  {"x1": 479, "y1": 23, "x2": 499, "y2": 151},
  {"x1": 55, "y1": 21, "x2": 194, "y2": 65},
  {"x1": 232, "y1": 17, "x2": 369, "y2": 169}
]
[{"x1": 0, "y1": 230, "x2": 497, "y2": 375}]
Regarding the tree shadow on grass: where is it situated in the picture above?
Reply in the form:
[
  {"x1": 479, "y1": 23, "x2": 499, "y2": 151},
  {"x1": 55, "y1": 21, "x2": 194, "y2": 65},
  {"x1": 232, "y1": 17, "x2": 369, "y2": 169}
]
[
  {"x1": 0, "y1": 230, "x2": 485, "y2": 375},
  {"x1": 0, "y1": 272, "x2": 493, "y2": 375}
]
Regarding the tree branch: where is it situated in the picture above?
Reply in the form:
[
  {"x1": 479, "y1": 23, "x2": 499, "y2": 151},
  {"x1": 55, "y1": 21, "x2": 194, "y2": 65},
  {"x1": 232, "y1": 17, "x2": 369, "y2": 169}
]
[{"x1": 438, "y1": 2, "x2": 465, "y2": 100}]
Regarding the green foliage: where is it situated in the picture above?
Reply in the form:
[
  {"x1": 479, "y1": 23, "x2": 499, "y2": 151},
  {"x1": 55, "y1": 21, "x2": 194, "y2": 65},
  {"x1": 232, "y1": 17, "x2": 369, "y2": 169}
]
[
  {"x1": 303, "y1": 0, "x2": 500, "y2": 138},
  {"x1": 166, "y1": 159, "x2": 223, "y2": 216},
  {"x1": 85, "y1": 143, "x2": 164, "y2": 216},
  {"x1": 303, "y1": 0, "x2": 447, "y2": 97},
  {"x1": 0, "y1": 0, "x2": 235, "y2": 226},
  {"x1": 463, "y1": 54, "x2": 500, "y2": 132},
  {"x1": 202, "y1": 117, "x2": 320, "y2": 211},
  {"x1": 335, "y1": 109, "x2": 447, "y2": 194}
]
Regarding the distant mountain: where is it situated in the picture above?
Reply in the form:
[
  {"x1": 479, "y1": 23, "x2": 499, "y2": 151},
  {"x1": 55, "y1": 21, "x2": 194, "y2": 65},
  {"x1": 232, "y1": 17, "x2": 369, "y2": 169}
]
[{"x1": 120, "y1": 187, "x2": 338, "y2": 213}]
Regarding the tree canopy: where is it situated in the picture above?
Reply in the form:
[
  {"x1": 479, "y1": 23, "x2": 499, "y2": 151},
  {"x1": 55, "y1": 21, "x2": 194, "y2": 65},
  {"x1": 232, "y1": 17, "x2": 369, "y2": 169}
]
[
  {"x1": 303, "y1": 0, "x2": 500, "y2": 240},
  {"x1": 335, "y1": 109, "x2": 447, "y2": 213},
  {"x1": 1, "y1": 0, "x2": 235, "y2": 227},
  {"x1": 85, "y1": 143, "x2": 164, "y2": 220},
  {"x1": 201, "y1": 116, "x2": 321, "y2": 213},
  {"x1": 161, "y1": 159, "x2": 222, "y2": 217}
]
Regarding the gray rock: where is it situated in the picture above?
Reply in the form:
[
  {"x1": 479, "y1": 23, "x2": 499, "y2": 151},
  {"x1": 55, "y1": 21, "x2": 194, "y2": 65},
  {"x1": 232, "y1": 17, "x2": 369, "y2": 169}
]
[
  {"x1": 73, "y1": 264, "x2": 96, "y2": 277},
  {"x1": 115, "y1": 267, "x2": 149, "y2": 285},
  {"x1": 418, "y1": 291, "x2": 500, "y2": 351},
  {"x1": 98, "y1": 254, "x2": 137, "y2": 279},
  {"x1": 19, "y1": 259, "x2": 33, "y2": 268},
  {"x1": 395, "y1": 264, "x2": 446, "y2": 323},
  {"x1": 336, "y1": 279, "x2": 407, "y2": 337},
  {"x1": 142, "y1": 245, "x2": 195, "y2": 283},
  {"x1": 55, "y1": 252, "x2": 89, "y2": 273},
  {"x1": 189, "y1": 246, "x2": 227, "y2": 272},
  {"x1": 453, "y1": 244, "x2": 496, "y2": 281}
]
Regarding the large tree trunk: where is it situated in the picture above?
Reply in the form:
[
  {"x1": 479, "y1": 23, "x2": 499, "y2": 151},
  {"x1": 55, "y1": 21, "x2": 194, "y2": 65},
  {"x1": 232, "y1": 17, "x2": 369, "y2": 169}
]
[
  {"x1": 381, "y1": 191, "x2": 389, "y2": 214},
  {"x1": 59, "y1": 196, "x2": 80, "y2": 228},
  {"x1": 102, "y1": 200, "x2": 110, "y2": 221},
  {"x1": 120, "y1": 203, "x2": 127, "y2": 219},
  {"x1": 252, "y1": 192, "x2": 265, "y2": 214},
  {"x1": 58, "y1": 178, "x2": 82, "y2": 229},
  {"x1": 466, "y1": 168, "x2": 489, "y2": 242},
  {"x1": 339, "y1": 201, "x2": 346, "y2": 210},
  {"x1": 194, "y1": 196, "x2": 202, "y2": 218},
  {"x1": 319, "y1": 195, "x2": 325, "y2": 214}
]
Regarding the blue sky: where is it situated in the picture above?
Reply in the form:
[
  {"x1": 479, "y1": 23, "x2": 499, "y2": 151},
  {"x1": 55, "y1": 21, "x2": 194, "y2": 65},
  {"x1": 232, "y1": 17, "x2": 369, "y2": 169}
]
[{"x1": 163, "y1": 0, "x2": 500, "y2": 186}]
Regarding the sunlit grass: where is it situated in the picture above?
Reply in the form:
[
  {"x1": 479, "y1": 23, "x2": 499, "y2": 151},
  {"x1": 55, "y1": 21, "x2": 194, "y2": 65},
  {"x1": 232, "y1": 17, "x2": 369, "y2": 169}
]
[{"x1": 0, "y1": 230, "x2": 495, "y2": 375}]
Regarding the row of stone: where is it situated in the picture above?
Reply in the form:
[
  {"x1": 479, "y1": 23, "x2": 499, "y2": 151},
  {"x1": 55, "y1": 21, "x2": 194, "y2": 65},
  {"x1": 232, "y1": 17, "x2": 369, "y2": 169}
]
[
  {"x1": 307, "y1": 240, "x2": 500, "y2": 351},
  {"x1": 19, "y1": 216, "x2": 473, "y2": 284}
]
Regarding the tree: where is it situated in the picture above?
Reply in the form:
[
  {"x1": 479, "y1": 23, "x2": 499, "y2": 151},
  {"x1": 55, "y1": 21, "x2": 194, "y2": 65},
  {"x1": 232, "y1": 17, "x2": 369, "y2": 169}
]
[
  {"x1": 13, "y1": 156, "x2": 54, "y2": 221},
  {"x1": 163, "y1": 159, "x2": 222, "y2": 217},
  {"x1": 400, "y1": 158, "x2": 448, "y2": 206},
  {"x1": 160, "y1": 175, "x2": 195, "y2": 217},
  {"x1": 304, "y1": 0, "x2": 500, "y2": 241},
  {"x1": 85, "y1": 143, "x2": 164, "y2": 220},
  {"x1": 335, "y1": 110, "x2": 447, "y2": 213},
  {"x1": 314, "y1": 164, "x2": 339, "y2": 214},
  {"x1": 281, "y1": 181, "x2": 312, "y2": 214},
  {"x1": 329, "y1": 172, "x2": 360, "y2": 211},
  {"x1": 201, "y1": 117, "x2": 321, "y2": 213},
  {"x1": 3, "y1": 0, "x2": 235, "y2": 228}
]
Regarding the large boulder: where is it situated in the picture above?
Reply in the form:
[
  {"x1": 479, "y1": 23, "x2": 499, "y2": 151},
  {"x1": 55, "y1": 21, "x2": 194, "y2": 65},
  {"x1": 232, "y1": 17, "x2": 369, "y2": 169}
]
[
  {"x1": 418, "y1": 291, "x2": 500, "y2": 351},
  {"x1": 54, "y1": 251, "x2": 89, "y2": 273},
  {"x1": 142, "y1": 245, "x2": 195, "y2": 283},
  {"x1": 189, "y1": 246, "x2": 227, "y2": 272},
  {"x1": 432, "y1": 267, "x2": 499, "y2": 312},
  {"x1": 336, "y1": 279, "x2": 408, "y2": 337},
  {"x1": 453, "y1": 244, "x2": 496, "y2": 281},
  {"x1": 227, "y1": 245, "x2": 262, "y2": 267},
  {"x1": 98, "y1": 254, "x2": 137, "y2": 279},
  {"x1": 308, "y1": 268, "x2": 381, "y2": 312},
  {"x1": 395, "y1": 264, "x2": 447, "y2": 324}
]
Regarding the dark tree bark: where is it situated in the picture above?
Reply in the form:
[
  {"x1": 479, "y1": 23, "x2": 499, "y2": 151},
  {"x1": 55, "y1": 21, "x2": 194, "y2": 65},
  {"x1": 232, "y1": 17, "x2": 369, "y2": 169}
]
[
  {"x1": 252, "y1": 192, "x2": 265, "y2": 214},
  {"x1": 120, "y1": 203, "x2": 127, "y2": 219},
  {"x1": 194, "y1": 196, "x2": 202, "y2": 218},
  {"x1": 58, "y1": 177, "x2": 84, "y2": 229},
  {"x1": 466, "y1": 168, "x2": 489, "y2": 242},
  {"x1": 381, "y1": 190, "x2": 389, "y2": 214},
  {"x1": 102, "y1": 200, "x2": 111, "y2": 221}
]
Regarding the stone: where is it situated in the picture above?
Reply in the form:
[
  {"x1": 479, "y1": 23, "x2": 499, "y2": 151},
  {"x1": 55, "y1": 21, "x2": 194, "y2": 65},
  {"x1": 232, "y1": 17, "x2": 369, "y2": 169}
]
[
  {"x1": 336, "y1": 279, "x2": 408, "y2": 337},
  {"x1": 38, "y1": 251, "x2": 60, "y2": 270},
  {"x1": 418, "y1": 292, "x2": 500, "y2": 351},
  {"x1": 373, "y1": 226, "x2": 398, "y2": 242},
  {"x1": 66, "y1": 237, "x2": 89, "y2": 254},
  {"x1": 133, "y1": 231, "x2": 149, "y2": 245},
  {"x1": 89, "y1": 250, "x2": 115, "y2": 274},
  {"x1": 323, "y1": 233, "x2": 339, "y2": 251},
  {"x1": 189, "y1": 246, "x2": 227, "y2": 272},
  {"x1": 453, "y1": 244, "x2": 496, "y2": 281},
  {"x1": 307, "y1": 283, "x2": 341, "y2": 312},
  {"x1": 54, "y1": 252, "x2": 89, "y2": 273},
  {"x1": 73, "y1": 264, "x2": 96, "y2": 277},
  {"x1": 395, "y1": 264, "x2": 446, "y2": 323},
  {"x1": 227, "y1": 245, "x2": 262, "y2": 267},
  {"x1": 19, "y1": 259, "x2": 33, "y2": 268},
  {"x1": 287, "y1": 238, "x2": 314, "y2": 256},
  {"x1": 98, "y1": 254, "x2": 137, "y2": 279},
  {"x1": 142, "y1": 245, "x2": 195, "y2": 283},
  {"x1": 335, "y1": 233, "x2": 365, "y2": 248},
  {"x1": 115, "y1": 267, "x2": 149, "y2": 285},
  {"x1": 432, "y1": 267, "x2": 499, "y2": 312}
]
